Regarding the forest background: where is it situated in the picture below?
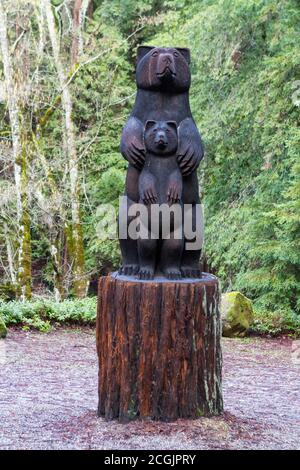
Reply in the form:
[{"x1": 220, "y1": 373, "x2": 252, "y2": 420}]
[{"x1": 0, "y1": 0, "x2": 299, "y2": 335}]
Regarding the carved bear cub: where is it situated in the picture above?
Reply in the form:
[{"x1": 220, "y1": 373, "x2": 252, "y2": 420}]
[
  {"x1": 140, "y1": 120, "x2": 181, "y2": 205},
  {"x1": 119, "y1": 46, "x2": 204, "y2": 278},
  {"x1": 138, "y1": 120, "x2": 183, "y2": 280}
]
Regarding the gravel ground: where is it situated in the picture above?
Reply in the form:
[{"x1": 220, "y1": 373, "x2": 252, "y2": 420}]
[{"x1": 0, "y1": 327, "x2": 299, "y2": 450}]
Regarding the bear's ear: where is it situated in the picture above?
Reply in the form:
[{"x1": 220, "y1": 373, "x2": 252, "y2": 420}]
[
  {"x1": 136, "y1": 46, "x2": 155, "y2": 65},
  {"x1": 145, "y1": 120, "x2": 157, "y2": 131},
  {"x1": 175, "y1": 47, "x2": 190, "y2": 65},
  {"x1": 166, "y1": 121, "x2": 178, "y2": 134}
]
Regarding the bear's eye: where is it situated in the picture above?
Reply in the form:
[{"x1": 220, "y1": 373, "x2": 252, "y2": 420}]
[
  {"x1": 153, "y1": 128, "x2": 158, "y2": 132},
  {"x1": 152, "y1": 51, "x2": 158, "y2": 57},
  {"x1": 173, "y1": 51, "x2": 179, "y2": 57}
]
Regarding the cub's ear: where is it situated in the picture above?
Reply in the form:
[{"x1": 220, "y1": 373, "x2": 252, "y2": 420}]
[
  {"x1": 137, "y1": 46, "x2": 155, "y2": 65},
  {"x1": 145, "y1": 120, "x2": 157, "y2": 131},
  {"x1": 166, "y1": 121, "x2": 178, "y2": 134},
  {"x1": 175, "y1": 47, "x2": 190, "y2": 65}
]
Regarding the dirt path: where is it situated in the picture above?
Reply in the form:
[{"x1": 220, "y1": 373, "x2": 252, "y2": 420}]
[{"x1": 0, "y1": 328, "x2": 299, "y2": 450}]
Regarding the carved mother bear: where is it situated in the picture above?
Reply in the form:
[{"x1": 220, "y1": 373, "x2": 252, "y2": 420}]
[{"x1": 119, "y1": 46, "x2": 204, "y2": 278}]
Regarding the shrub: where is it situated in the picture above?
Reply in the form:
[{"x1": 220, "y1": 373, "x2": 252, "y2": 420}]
[
  {"x1": 0, "y1": 297, "x2": 97, "y2": 332},
  {"x1": 250, "y1": 309, "x2": 300, "y2": 336}
]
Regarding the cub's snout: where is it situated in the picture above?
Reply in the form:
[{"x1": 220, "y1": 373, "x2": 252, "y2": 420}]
[{"x1": 155, "y1": 130, "x2": 168, "y2": 148}]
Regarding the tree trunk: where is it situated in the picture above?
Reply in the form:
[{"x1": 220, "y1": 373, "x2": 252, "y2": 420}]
[
  {"x1": 96, "y1": 273, "x2": 223, "y2": 422},
  {"x1": 0, "y1": 3, "x2": 32, "y2": 300},
  {"x1": 71, "y1": 0, "x2": 82, "y2": 65},
  {"x1": 50, "y1": 230, "x2": 64, "y2": 302},
  {"x1": 44, "y1": 0, "x2": 87, "y2": 298},
  {"x1": 4, "y1": 221, "x2": 16, "y2": 285}
]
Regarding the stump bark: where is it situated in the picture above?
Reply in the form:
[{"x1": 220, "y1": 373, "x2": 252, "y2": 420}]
[{"x1": 96, "y1": 273, "x2": 223, "y2": 421}]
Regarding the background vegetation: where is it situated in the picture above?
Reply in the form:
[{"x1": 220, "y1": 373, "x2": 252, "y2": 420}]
[{"x1": 0, "y1": 0, "x2": 299, "y2": 334}]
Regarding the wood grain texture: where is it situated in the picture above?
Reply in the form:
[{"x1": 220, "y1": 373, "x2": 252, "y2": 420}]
[{"x1": 96, "y1": 274, "x2": 223, "y2": 421}]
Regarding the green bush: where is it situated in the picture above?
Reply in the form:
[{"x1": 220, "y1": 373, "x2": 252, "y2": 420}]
[
  {"x1": 1, "y1": 295, "x2": 299, "y2": 336},
  {"x1": 0, "y1": 297, "x2": 97, "y2": 332},
  {"x1": 0, "y1": 284, "x2": 16, "y2": 302},
  {"x1": 251, "y1": 308, "x2": 300, "y2": 336}
]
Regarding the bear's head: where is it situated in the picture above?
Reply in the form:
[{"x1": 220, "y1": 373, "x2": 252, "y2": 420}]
[
  {"x1": 144, "y1": 120, "x2": 178, "y2": 156},
  {"x1": 136, "y1": 46, "x2": 191, "y2": 92}
]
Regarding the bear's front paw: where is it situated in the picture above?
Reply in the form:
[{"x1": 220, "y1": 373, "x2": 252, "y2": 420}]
[
  {"x1": 177, "y1": 142, "x2": 201, "y2": 176},
  {"x1": 124, "y1": 140, "x2": 145, "y2": 170}
]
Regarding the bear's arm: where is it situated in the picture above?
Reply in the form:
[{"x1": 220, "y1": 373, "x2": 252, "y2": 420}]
[
  {"x1": 120, "y1": 116, "x2": 145, "y2": 170},
  {"x1": 177, "y1": 118, "x2": 204, "y2": 176}
]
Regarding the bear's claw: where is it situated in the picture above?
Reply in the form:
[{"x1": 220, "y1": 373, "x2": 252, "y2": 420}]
[{"x1": 119, "y1": 265, "x2": 139, "y2": 276}]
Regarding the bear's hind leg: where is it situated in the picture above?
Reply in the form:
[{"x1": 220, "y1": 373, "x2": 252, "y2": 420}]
[
  {"x1": 118, "y1": 194, "x2": 140, "y2": 276},
  {"x1": 138, "y1": 238, "x2": 157, "y2": 280},
  {"x1": 181, "y1": 202, "x2": 203, "y2": 278}
]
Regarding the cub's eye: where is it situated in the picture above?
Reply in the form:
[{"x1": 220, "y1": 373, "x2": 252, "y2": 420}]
[
  {"x1": 173, "y1": 51, "x2": 179, "y2": 57},
  {"x1": 152, "y1": 51, "x2": 158, "y2": 57},
  {"x1": 153, "y1": 128, "x2": 158, "y2": 132}
]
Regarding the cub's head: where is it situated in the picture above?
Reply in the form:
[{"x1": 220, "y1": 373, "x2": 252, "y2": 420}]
[
  {"x1": 136, "y1": 46, "x2": 191, "y2": 92},
  {"x1": 144, "y1": 120, "x2": 178, "y2": 155}
]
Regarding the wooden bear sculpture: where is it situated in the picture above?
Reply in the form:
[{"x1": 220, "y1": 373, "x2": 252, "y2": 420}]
[
  {"x1": 119, "y1": 46, "x2": 204, "y2": 278},
  {"x1": 138, "y1": 120, "x2": 183, "y2": 280}
]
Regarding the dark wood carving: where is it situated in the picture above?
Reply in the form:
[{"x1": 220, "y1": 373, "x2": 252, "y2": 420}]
[{"x1": 119, "y1": 46, "x2": 204, "y2": 279}]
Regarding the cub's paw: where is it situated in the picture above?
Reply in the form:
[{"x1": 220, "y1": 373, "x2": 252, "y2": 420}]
[
  {"x1": 141, "y1": 187, "x2": 158, "y2": 205},
  {"x1": 139, "y1": 266, "x2": 155, "y2": 280},
  {"x1": 119, "y1": 264, "x2": 139, "y2": 276},
  {"x1": 167, "y1": 185, "x2": 181, "y2": 205},
  {"x1": 181, "y1": 266, "x2": 202, "y2": 278},
  {"x1": 164, "y1": 268, "x2": 182, "y2": 280}
]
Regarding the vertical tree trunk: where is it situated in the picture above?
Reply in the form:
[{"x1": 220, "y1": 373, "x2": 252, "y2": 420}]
[
  {"x1": 44, "y1": 0, "x2": 87, "y2": 298},
  {"x1": 50, "y1": 230, "x2": 64, "y2": 302},
  {"x1": 71, "y1": 0, "x2": 90, "y2": 63},
  {"x1": 0, "y1": 3, "x2": 31, "y2": 300},
  {"x1": 4, "y1": 221, "x2": 16, "y2": 285},
  {"x1": 71, "y1": 0, "x2": 82, "y2": 64}
]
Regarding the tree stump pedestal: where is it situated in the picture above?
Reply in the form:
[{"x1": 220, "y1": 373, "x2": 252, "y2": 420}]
[{"x1": 96, "y1": 272, "x2": 223, "y2": 421}]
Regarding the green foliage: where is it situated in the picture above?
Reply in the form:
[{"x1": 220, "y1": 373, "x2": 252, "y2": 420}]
[
  {"x1": 1, "y1": 0, "x2": 299, "y2": 333},
  {"x1": 0, "y1": 297, "x2": 97, "y2": 332},
  {"x1": 250, "y1": 309, "x2": 300, "y2": 336},
  {"x1": 150, "y1": 0, "x2": 300, "y2": 319},
  {"x1": 92, "y1": 0, "x2": 165, "y2": 37},
  {"x1": 0, "y1": 284, "x2": 16, "y2": 302},
  {"x1": 0, "y1": 314, "x2": 7, "y2": 338}
]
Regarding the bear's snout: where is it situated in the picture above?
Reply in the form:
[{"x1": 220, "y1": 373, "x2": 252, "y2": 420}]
[{"x1": 156, "y1": 53, "x2": 176, "y2": 80}]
